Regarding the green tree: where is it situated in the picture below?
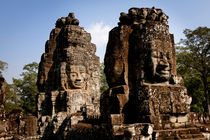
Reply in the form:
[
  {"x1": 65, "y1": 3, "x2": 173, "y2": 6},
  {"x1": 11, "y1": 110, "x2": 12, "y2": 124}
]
[
  {"x1": 13, "y1": 62, "x2": 39, "y2": 115},
  {"x1": 0, "y1": 60, "x2": 23, "y2": 114},
  {"x1": 177, "y1": 27, "x2": 210, "y2": 115},
  {"x1": 100, "y1": 63, "x2": 108, "y2": 93},
  {"x1": 4, "y1": 83, "x2": 23, "y2": 114},
  {"x1": 0, "y1": 60, "x2": 8, "y2": 71}
]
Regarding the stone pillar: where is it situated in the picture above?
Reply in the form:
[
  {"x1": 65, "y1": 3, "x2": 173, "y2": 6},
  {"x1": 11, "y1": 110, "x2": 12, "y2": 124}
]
[
  {"x1": 51, "y1": 91, "x2": 58, "y2": 117},
  {"x1": 37, "y1": 92, "x2": 45, "y2": 118}
]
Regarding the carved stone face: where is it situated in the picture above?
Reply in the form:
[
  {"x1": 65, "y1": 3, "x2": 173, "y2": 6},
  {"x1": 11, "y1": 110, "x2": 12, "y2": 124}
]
[
  {"x1": 151, "y1": 50, "x2": 170, "y2": 80},
  {"x1": 147, "y1": 41, "x2": 171, "y2": 82},
  {"x1": 69, "y1": 65, "x2": 86, "y2": 89},
  {"x1": 139, "y1": 8, "x2": 148, "y2": 19}
]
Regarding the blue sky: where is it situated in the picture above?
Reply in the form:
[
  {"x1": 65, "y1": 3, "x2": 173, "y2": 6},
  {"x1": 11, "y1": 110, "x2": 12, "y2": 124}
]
[{"x1": 0, "y1": 0, "x2": 210, "y2": 83}]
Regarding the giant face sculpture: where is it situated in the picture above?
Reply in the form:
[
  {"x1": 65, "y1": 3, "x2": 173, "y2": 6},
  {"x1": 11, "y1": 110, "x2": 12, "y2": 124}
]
[
  {"x1": 146, "y1": 41, "x2": 172, "y2": 83},
  {"x1": 69, "y1": 65, "x2": 86, "y2": 89}
]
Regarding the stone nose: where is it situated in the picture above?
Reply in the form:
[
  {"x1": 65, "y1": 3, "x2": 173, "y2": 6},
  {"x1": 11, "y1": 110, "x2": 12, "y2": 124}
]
[
  {"x1": 76, "y1": 72, "x2": 82, "y2": 80},
  {"x1": 159, "y1": 55, "x2": 169, "y2": 68}
]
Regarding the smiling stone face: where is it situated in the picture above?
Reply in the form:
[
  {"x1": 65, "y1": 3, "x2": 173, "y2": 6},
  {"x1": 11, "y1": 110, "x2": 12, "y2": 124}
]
[
  {"x1": 145, "y1": 41, "x2": 173, "y2": 83},
  {"x1": 151, "y1": 44, "x2": 170, "y2": 81},
  {"x1": 69, "y1": 65, "x2": 86, "y2": 89},
  {"x1": 151, "y1": 51, "x2": 170, "y2": 80}
]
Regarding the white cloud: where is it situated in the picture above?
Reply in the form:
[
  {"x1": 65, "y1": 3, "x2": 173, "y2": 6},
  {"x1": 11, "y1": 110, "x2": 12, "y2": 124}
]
[
  {"x1": 87, "y1": 22, "x2": 111, "y2": 47},
  {"x1": 87, "y1": 22, "x2": 112, "y2": 61}
]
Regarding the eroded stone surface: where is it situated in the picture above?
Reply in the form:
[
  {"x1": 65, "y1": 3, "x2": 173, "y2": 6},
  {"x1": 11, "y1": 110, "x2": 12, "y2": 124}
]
[
  {"x1": 0, "y1": 109, "x2": 38, "y2": 139},
  {"x1": 37, "y1": 13, "x2": 100, "y2": 136}
]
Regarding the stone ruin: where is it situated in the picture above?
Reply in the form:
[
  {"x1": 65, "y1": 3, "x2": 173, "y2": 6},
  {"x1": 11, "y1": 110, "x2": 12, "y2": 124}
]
[
  {"x1": 0, "y1": 73, "x2": 38, "y2": 140},
  {"x1": 36, "y1": 8, "x2": 210, "y2": 140},
  {"x1": 37, "y1": 13, "x2": 101, "y2": 136},
  {"x1": 100, "y1": 7, "x2": 209, "y2": 139},
  {"x1": 1, "y1": 7, "x2": 209, "y2": 140},
  {"x1": 101, "y1": 6, "x2": 191, "y2": 124}
]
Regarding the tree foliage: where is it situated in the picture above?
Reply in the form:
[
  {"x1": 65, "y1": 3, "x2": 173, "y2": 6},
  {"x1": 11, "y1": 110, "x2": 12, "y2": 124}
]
[
  {"x1": 176, "y1": 26, "x2": 210, "y2": 114},
  {"x1": 100, "y1": 63, "x2": 108, "y2": 93},
  {"x1": 4, "y1": 83, "x2": 23, "y2": 114},
  {"x1": 12, "y1": 62, "x2": 39, "y2": 115},
  {"x1": 0, "y1": 60, "x2": 8, "y2": 72}
]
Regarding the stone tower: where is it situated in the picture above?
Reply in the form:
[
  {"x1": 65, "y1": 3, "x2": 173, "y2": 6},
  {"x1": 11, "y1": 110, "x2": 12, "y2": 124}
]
[
  {"x1": 101, "y1": 7, "x2": 195, "y2": 138},
  {"x1": 37, "y1": 13, "x2": 100, "y2": 135}
]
